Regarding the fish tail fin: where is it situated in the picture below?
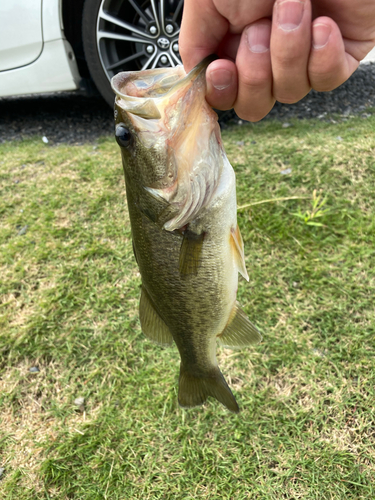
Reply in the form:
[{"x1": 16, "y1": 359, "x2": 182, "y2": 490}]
[{"x1": 178, "y1": 365, "x2": 239, "y2": 413}]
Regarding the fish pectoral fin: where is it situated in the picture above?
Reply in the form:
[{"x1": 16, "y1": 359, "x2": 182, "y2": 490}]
[
  {"x1": 141, "y1": 187, "x2": 179, "y2": 228},
  {"x1": 218, "y1": 302, "x2": 262, "y2": 349},
  {"x1": 230, "y1": 224, "x2": 249, "y2": 281},
  {"x1": 178, "y1": 365, "x2": 239, "y2": 413},
  {"x1": 140, "y1": 186, "x2": 170, "y2": 224},
  {"x1": 157, "y1": 204, "x2": 180, "y2": 229},
  {"x1": 139, "y1": 287, "x2": 174, "y2": 346},
  {"x1": 179, "y1": 230, "x2": 205, "y2": 276}
]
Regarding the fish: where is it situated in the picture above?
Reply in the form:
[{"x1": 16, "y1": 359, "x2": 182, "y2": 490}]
[{"x1": 111, "y1": 57, "x2": 261, "y2": 413}]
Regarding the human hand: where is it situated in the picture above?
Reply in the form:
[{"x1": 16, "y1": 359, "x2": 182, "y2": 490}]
[{"x1": 179, "y1": 0, "x2": 375, "y2": 121}]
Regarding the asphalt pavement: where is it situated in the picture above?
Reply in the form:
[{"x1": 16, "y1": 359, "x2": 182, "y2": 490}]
[{"x1": 0, "y1": 63, "x2": 374, "y2": 145}]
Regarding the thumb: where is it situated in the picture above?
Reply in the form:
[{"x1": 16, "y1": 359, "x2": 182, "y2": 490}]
[{"x1": 179, "y1": 0, "x2": 229, "y2": 72}]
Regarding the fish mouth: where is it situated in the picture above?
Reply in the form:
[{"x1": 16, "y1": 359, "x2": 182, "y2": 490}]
[
  {"x1": 112, "y1": 56, "x2": 223, "y2": 232},
  {"x1": 111, "y1": 55, "x2": 217, "y2": 120}
]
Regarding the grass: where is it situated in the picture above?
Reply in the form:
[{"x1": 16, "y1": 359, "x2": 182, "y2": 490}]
[{"x1": 1, "y1": 112, "x2": 374, "y2": 499}]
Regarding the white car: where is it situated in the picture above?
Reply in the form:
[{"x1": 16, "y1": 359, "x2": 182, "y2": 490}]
[{"x1": 0, "y1": 0, "x2": 183, "y2": 106}]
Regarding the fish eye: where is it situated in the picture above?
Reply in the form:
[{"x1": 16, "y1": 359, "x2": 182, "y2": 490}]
[{"x1": 115, "y1": 124, "x2": 133, "y2": 148}]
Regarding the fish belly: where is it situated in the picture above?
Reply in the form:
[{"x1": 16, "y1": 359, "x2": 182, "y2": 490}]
[{"x1": 132, "y1": 154, "x2": 237, "y2": 365}]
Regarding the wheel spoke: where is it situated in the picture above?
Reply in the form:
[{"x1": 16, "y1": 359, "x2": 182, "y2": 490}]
[
  {"x1": 159, "y1": 0, "x2": 165, "y2": 32},
  {"x1": 95, "y1": 0, "x2": 184, "y2": 83},
  {"x1": 170, "y1": 50, "x2": 182, "y2": 66},
  {"x1": 99, "y1": 7, "x2": 154, "y2": 39},
  {"x1": 172, "y1": 0, "x2": 184, "y2": 23},
  {"x1": 141, "y1": 51, "x2": 158, "y2": 70},
  {"x1": 151, "y1": 55, "x2": 160, "y2": 69},
  {"x1": 128, "y1": 0, "x2": 152, "y2": 25},
  {"x1": 166, "y1": 53, "x2": 177, "y2": 67},
  {"x1": 149, "y1": 0, "x2": 161, "y2": 34},
  {"x1": 106, "y1": 50, "x2": 146, "y2": 71},
  {"x1": 98, "y1": 31, "x2": 150, "y2": 44}
]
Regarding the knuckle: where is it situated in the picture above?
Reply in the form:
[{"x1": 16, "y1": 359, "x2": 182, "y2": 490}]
[
  {"x1": 240, "y1": 71, "x2": 270, "y2": 92},
  {"x1": 274, "y1": 51, "x2": 302, "y2": 67}
]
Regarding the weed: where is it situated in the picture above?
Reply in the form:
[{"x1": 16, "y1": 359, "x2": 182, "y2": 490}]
[{"x1": 292, "y1": 189, "x2": 330, "y2": 226}]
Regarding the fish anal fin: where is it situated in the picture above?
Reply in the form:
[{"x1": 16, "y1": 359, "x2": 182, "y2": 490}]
[
  {"x1": 179, "y1": 230, "x2": 205, "y2": 276},
  {"x1": 178, "y1": 364, "x2": 239, "y2": 413},
  {"x1": 139, "y1": 287, "x2": 174, "y2": 346},
  {"x1": 218, "y1": 302, "x2": 262, "y2": 349},
  {"x1": 230, "y1": 224, "x2": 249, "y2": 281}
]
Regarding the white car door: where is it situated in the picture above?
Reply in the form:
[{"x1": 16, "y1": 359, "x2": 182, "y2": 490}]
[{"x1": 0, "y1": 0, "x2": 43, "y2": 72}]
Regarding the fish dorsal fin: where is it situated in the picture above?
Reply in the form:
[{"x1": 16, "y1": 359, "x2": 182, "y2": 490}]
[
  {"x1": 179, "y1": 230, "x2": 205, "y2": 276},
  {"x1": 139, "y1": 287, "x2": 174, "y2": 345},
  {"x1": 230, "y1": 224, "x2": 249, "y2": 281},
  {"x1": 217, "y1": 302, "x2": 262, "y2": 348}
]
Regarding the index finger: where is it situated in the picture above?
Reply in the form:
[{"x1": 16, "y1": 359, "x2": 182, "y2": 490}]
[{"x1": 179, "y1": 0, "x2": 229, "y2": 71}]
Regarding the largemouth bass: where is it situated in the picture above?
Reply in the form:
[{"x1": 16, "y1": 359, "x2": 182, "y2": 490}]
[{"x1": 111, "y1": 57, "x2": 261, "y2": 413}]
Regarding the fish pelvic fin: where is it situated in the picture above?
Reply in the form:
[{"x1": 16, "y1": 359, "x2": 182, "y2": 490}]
[
  {"x1": 178, "y1": 365, "x2": 239, "y2": 413},
  {"x1": 217, "y1": 302, "x2": 262, "y2": 349},
  {"x1": 139, "y1": 287, "x2": 174, "y2": 346},
  {"x1": 230, "y1": 224, "x2": 249, "y2": 281}
]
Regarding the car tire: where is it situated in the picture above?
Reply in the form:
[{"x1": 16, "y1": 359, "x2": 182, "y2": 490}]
[{"x1": 82, "y1": 0, "x2": 183, "y2": 107}]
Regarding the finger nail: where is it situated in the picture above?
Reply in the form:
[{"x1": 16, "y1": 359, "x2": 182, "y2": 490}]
[
  {"x1": 277, "y1": 0, "x2": 304, "y2": 31},
  {"x1": 246, "y1": 23, "x2": 271, "y2": 53},
  {"x1": 208, "y1": 69, "x2": 233, "y2": 91},
  {"x1": 312, "y1": 23, "x2": 331, "y2": 49}
]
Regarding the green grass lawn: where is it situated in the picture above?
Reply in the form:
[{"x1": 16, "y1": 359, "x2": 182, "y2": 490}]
[{"x1": 1, "y1": 114, "x2": 374, "y2": 499}]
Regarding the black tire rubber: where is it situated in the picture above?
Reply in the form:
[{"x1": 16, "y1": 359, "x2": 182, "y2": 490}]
[{"x1": 82, "y1": 0, "x2": 115, "y2": 107}]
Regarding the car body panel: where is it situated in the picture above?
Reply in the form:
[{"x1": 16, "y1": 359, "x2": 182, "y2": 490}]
[
  {"x1": 0, "y1": 0, "x2": 43, "y2": 71},
  {"x1": 43, "y1": 0, "x2": 65, "y2": 41},
  {"x1": 0, "y1": 39, "x2": 80, "y2": 97},
  {"x1": 0, "y1": 0, "x2": 80, "y2": 96}
]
